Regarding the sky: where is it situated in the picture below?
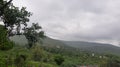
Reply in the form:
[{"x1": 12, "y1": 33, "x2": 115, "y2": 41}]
[{"x1": 8, "y1": 0, "x2": 120, "y2": 46}]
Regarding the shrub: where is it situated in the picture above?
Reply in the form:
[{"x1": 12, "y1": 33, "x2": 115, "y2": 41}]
[
  {"x1": 0, "y1": 25, "x2": 14, "y2": 50},
  {"x1": 32, "y1": 45, "x2": 46, "y2": 61},
  {"x1": 14, "y1": 54, "x2": 27, "y2": 67},
  {"x1": 0, "y1": 40, "x2": 14, "y2": 50},
  {"x1": 54, "y1": 55, "x2": 64, "y2": 65}
]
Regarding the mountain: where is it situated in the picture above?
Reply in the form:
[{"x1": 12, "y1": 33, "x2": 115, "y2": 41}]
[
  {"x1": 10, "y1": 35, "x2": 69, "y2": 49},
  {"x1": 10, "y1": 35, "x2": 120, "y2": 55},
  {"x1": 62, "y1": 41, "x2": 120, "y2": 55}
]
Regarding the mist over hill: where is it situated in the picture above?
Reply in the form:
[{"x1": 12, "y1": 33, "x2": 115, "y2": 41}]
[{"x1": 10, "y1": 35, "x2": 120, "y2": 56}]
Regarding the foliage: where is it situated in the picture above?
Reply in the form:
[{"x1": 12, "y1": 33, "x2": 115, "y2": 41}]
[
  {"x1": 0, "y1": 44, "x2": 120, "y2": 67},
  {"x1": 54, "y1": 55, "x2": 64, "y2": 65},
  {"x1": 23, "y1": 23, "x2": 45, "y2": 48},
  {"x1": 14, "y1": 54, "x2": 27, "y2": 67},
  {"x1": 0, "y1": 0, "x2": 31, "y2": 51},
  {"x1": 3, "y1": 6, "x2": 31, "y2": 36},
  {"x1": 0, "y1": 25, "x2": 14, "y2": 50},
  {"x1": 100, "y1": 54, "x2": 120, "y2": 67},
  {"x1": 26, "y1": 61, "x2": 58, "y2": 67},
  {"x1": 32, "y1": 45, "x2": 46, "y2": 61},
  {"x1": 0, "y1": 0, "x2": 13, "y2": 16},
  {"x1": 0, "y1": 0, "x2": 31, "y2": 37}
]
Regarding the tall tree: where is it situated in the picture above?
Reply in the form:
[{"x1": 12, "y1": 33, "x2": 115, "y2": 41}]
[
  {"x1": 0, "y1": 0, "x2": 31, "y2": 36},
  {"x1": 0, "y1": 0, "x2": 32, "y2": 50},
  {"x1": 0, "y1": 0, "x2": 45, "y2": 49},
  {"x1": 23, "y1": 23, "x2": 45, "y2": 48}
]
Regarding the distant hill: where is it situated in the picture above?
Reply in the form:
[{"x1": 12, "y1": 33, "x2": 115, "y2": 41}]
[
  {"x1": 10, "y1": 35, "x2": 68, "y2": 49},
  {"x1": 62, "y1": 41, "x2": 120, "y2": 55},
  {"x1": 10, "y1": 35, "x2": 120, "y2": 56}
]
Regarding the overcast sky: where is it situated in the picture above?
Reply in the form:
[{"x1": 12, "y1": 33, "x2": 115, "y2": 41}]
[{"x1": 12, "y1": 0, "x2": 120, "y2": 46}]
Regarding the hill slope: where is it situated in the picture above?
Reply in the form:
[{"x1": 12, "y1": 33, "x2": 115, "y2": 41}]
[
  {"x1": 63, "y1": 41, "x2": 120, "y2": 55},
  {"x1": 10, "y1": 35, "x2": 68, "y2": 49},
  {"x1": 10, "y1": 35, "x2": 120, "y2": 55}
]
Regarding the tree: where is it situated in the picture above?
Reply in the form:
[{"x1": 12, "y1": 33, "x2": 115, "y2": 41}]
[
  {"x1": 0, "y1": 0, "x2": 45, "y2": 50},
  {"x1": 0, "y1": 0, "x2": 31, "y2": 50},
  {"x1": 3, "y1": 5, "x2": 31, "y2": 36},
  {"x1": 0, "y1": 0, "x2": 31, "y2": 37},
  {"x1": 23, "y1": 23, "x2": 45, "y2": 48}
]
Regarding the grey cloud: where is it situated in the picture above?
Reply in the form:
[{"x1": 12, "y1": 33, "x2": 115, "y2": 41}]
[{"x1": 13, "y1": 0, "x2": 120, "y2": 46}]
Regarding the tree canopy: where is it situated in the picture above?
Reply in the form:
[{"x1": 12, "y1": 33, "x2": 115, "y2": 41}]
[
  {"x1": 23, "y1": 23, "x2": 45, "y2": 48},
  {"x1": 0, "y1": 0, "x2": 13, "y2": 17},
  {"x1": 0, "y1": 0, "x2": 45, "y2": 49},
  {"x1": 0, "y1": 0, "x2": 32, "y2": 36}
]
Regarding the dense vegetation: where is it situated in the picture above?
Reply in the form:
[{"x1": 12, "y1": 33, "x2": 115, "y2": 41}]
[
  {"x1": 64, "y1": 41, "x2": 120, "y2": 56},
  {"x1": 0, "y1": 25, "x2": 14, "y2": 50},
  {"x1": 0, "y1": 41, "x2": 120, "y2": 67}
]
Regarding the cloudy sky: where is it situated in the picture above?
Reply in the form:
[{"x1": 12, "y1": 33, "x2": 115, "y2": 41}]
[{"x1": 12, "y1": 0, "x2": 120, "y2": 46}]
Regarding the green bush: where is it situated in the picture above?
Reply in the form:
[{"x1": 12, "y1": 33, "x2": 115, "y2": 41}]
[
  {"x1": 14, "y1": 54, "x2": 27, "y2": 67},
  {"x1": 54, "y1": 55, "x2": 64, "y2": 65},
  {"x1": 0, "y1": 40, "x2": 14, "y2": 50},
  {"x1": 0, "y1": 25, "x2": 14, "y2": 50},
  {"x1": 0, "y1": 58, "x2": 6, "y2": 66},
  {"x1": 32, "y1": 45, "x2": 46, "y2": 61}
]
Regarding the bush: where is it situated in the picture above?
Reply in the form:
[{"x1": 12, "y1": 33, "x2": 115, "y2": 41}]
[
  {"x1": 100, "y1": 56, "x2": 120, "y2": 67},
  {"x1": 0, "y1": 57, "x2": 6, "y2": 66},
  {"x1": 54, "y1": 55, "x2": 64, "y2": 65},
  {"x1": 32, "y1": 45, "x2": 46, "y2": 61},
  {"x1": 0, "y1": 25, "x2": 14, "y2": 50},
  {"x1": 14, "y1": 54, "x2": 27, "y2": 67},
  {"x1": 0, "y1": 40, "x2": 14, "y2": 50}
]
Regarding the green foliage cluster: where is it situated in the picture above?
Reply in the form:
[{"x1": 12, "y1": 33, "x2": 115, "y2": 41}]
[
  {"x1": 43, "y1": 46, "x2": 120, "y2": 67},
  {"x1": 0, "y1": 46, "x2": 59, "y2": 67},
  {"x1": 14, "y1": 54, "x2": 27, "y2": 67},
  {"x1": 32, "y1": 45, "x2": 46, "y2": 61},
  {"x1": 100, "y1": 54, "x2": 120, "y2": 67},
  {"x1": 0, "y1": 25, "x2": 14, "y2": 50},
  {"x1": 54, "y1": 55, "x2": 64, "y2": 65},
  {"x1": 0, "y1": 0, "x2": 13, "y2": 15},
  {"x1": 23, "y1": 23, "x2": 45, "y2": 48},
  {"x1": 0, "y1": 0, "x2": 31, "y2": 36}
]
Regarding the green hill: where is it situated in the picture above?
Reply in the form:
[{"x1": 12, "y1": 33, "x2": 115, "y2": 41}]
[
  {"x1": 4, "y1": 35, "x2": 120, "y2": 67},
  {"x1": 63, "y1": 41, "x2": 120, "y2": 56},
  {"x1": 10, "y1": 35, "x2": 120, "y2": 56}
]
